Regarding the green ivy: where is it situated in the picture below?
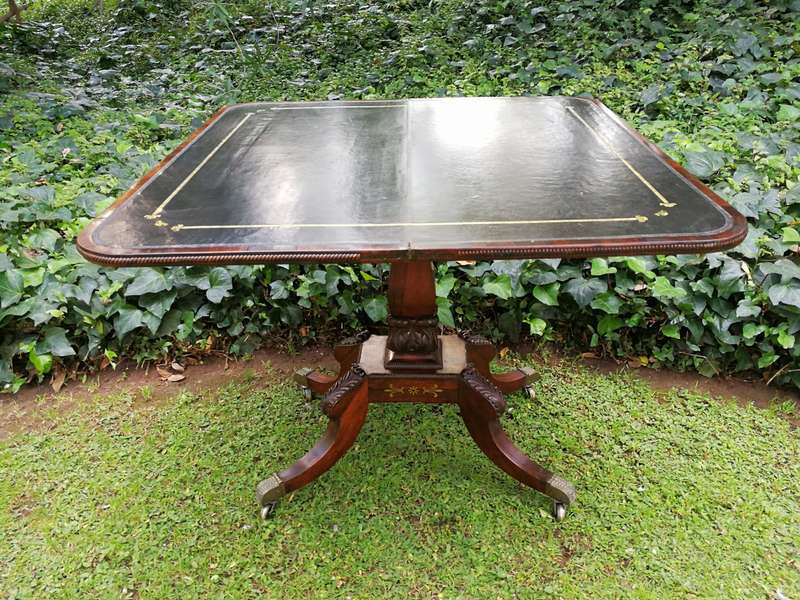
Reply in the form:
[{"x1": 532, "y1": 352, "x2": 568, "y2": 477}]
[{"x1": 1, "y1": 0, "x2": 800, "y2": 392}]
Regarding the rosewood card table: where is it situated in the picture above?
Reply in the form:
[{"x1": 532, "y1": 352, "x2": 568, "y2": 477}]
[{"x1": 78, "y1": 97, "x2": 746, "y2": 521}]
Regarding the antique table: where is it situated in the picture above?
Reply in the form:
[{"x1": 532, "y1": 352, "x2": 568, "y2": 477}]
[{"x1": 78, "y1": 97, "x2": 746, "y2": 521}]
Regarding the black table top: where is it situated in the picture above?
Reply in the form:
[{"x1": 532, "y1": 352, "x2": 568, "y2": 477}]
[{"x1": 77, "y1": 97, "x2": 746, "y2": 265}]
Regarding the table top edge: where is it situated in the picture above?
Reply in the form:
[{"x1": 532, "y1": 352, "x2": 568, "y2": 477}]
[{"x1": 76, "y1": 96, "x2": 749, "y2": 266}]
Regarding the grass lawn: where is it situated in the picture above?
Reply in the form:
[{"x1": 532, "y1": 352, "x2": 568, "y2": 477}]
[{"x1": 1, "y1": 360, "x2": 799, "y2": 599}]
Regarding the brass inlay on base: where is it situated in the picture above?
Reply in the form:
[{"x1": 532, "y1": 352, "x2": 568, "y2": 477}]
[{"x1": 383, "y1": 383, "x2": 445, "y2": 399}]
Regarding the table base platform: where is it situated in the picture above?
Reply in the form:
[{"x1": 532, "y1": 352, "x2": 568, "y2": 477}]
[{"x1": 255, "y1": 328, "x2": 576, "y2": 521}]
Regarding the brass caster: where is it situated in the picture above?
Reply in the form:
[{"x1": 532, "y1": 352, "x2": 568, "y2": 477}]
[
  {"x1": 552, "y1": 501, "x2": 567, "y2": 522},
  {"x1": 260, "y1": 502, "x2": 278, "y2": 520},
  {"x1": 524, "y1": 385, "x2": 536, "y2": 400},
  {"x1": 256, "y1": 473, "x2": 286, "y2": 507},
  {"x1": 301, "y1": 386, "x2": 312, "y2": 401},
  {"x1": 293, "y1": 367, "x2": 313, "y2": 386}
]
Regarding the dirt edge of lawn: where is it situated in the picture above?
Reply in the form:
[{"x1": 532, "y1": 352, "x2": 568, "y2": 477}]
[{"x1": 1, "y1": 344, "x2": 799, "y2": 441}]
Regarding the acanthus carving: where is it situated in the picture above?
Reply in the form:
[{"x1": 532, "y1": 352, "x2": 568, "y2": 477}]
[
  {"x1": 338, "y1": 330, "x2": 372, "y2": 347},
  {"x1": 386, "y1": 317, "x2": 439, "y2": 354},
  {"x1": 321, "y1": 364, "x2": 366, "y2": 418},
  {"x1": 461, "y1": 364, "x2": 507, "y2": 416},
  {"x1": 458, "y1": 329, "x2": 492, "y2": 346}
]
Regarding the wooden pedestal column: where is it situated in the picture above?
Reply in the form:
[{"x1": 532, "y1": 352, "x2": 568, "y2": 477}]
[{"x1": 384, "y1": 260, "x2": 442, "y2": 371}]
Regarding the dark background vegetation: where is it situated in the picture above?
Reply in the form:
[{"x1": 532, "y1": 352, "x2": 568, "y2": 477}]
[{"x1": 1, "y1": 0, "x2": 799, "y2": 392}]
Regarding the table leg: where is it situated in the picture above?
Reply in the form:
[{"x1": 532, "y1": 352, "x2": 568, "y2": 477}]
[
  {"x1": 293, "y1": 333, "x2": 369, "y2": 398},
  {"x1": 459, "y1": 365, "x2": 576, "y2": 520},
  {"x1": 256, "y1": 365, "x2": 369, "y2": 518},
  {"x1": 462, "y1": 331, "x2": 538, "y2": 396}
]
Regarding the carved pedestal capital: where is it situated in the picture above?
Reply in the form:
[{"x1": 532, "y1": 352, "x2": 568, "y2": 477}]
[
  {"x1": 384, "y1": 316, "x2": 442, "y2": 371},
  {"x1": 386, "y1": 317, "x2": 439, "y2": 354}
]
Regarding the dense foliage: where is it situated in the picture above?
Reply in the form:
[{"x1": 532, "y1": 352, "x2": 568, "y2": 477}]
[{"x1": 1, "y1": 0, "x2": 799, "y2": 392}]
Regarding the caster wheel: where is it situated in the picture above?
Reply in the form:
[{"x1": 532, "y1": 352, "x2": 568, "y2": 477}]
[
  {"x1": 552, "y1": 501, "x2": 567, "y2": 522},
  {"x1": 301, "y1": 386, "x2": 312, "y2": 401},
  {"x1": 524, "y1": 385, "x2": 536, "y2": 400},
  {"x1": 260, "y1": 502, "x2": 278, "y2": 520}
]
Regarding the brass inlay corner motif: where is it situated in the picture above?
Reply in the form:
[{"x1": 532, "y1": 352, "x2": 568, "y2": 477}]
[
  {"x1": 566, "y1": 105, "x2": 678, "y2": 216},
  {"x1": 384, "y1": 383, "x2": 445, "y2": 399}
]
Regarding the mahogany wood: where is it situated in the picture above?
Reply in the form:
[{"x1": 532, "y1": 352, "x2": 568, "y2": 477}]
[
  {"x1": 458, "y1": 385, "x2": 575, "y2": 504},
  {"x1": 278, "y1": 379, "x2": 369, "y2": 495},
  {"x1": 286, "y1": 326, "x2": 570, "y2": 510},
  {"x1": 384, "y1": 260, "x2": 442, "y2": 371},
  {"x1": 387, "y1": 261, "x2": 436, "y2": 318}
]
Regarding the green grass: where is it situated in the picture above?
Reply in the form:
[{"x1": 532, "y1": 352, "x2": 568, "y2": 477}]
[{"x1": 1, "y1": 362, "x2": 799, "y2": 599}]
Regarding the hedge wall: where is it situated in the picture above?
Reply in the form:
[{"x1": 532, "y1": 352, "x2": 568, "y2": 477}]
[{"x1": 1, "y1": 0, "x2": 799, "y2": 392}]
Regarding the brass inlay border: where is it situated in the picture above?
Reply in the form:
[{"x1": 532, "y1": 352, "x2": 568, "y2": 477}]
[
  {"x1": 142, "y1": 102, "x2": 672, "y2": 232},
  {"x1": 566, "y1": 106, "x2": 676, "y2": 214},
  {"x1": 168, "y1": 215, "x2": 648, "y2": 231},
  {"x1": 145, "y1": 112, "x2": 254, "y2": 220}
]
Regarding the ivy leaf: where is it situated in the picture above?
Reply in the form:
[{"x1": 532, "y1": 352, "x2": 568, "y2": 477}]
[
  {"x1": 21, "y1": 268, "x2": 44, "y2": 288},
  {"x1": 777, "y1": 104, "x2": 800, "y2": 122},
  {"x1": 532, "y1": 282, "x2": 559, "y2": 306},
  {"x1": 781, "y1": 227, "x2": 800, "y2": 243},
  {"x1": 757, "y1": 353, "x2": 779, "y2": 369},
  {"x1": 718, "y1": 257, "x2": 744, "y2": 283},
  {"x1": 776, "y1": 330, "x2": 795, "y2": 349},
  {"x1": 524, "y1": 317, "x2": 547, "y2": 336},
  {"x1": 652, "y1": 277, "x2": 687, "y2": 300},
  {"x1": 39, "y1": 327, "x2": 75, "y2": 357},
  {"x1": 590, "y1": 258, "x2": 616, "y2": 276},
  {"x1": 732, "y1": 31, "x2": 757, "y2": 56},
  {"x1": 0, "y1": 298, "x2": 34, "y2": 322},
  {"x1": 27, "y1": 228, "x2": 60, "y2": 252},
  {"x1": 761, "y1": 259, "x2": 800, "y2": 281},
  {"x1": 141, "y1": 311, "x2": 162, "y2": 335},
  {"x1": 436, "y1": 274, "x2": 456, "y2": 298},
  {"x1": 114, "y1": 306, "x2": 143, "y2": 337},
  {"x1": 742, "y1": 323, "x2": 765, "y2": 340},
  {"x1": 563, "y1": 277, "x2": 606, "y2": 307},
  {"x1": 280, "y1": 305, "x2": 303, "y2": 326},
  {"x1": 482, "y1": 275, "x2": 513, "y2": 300},
  {"x1": 28, "y1": 349, "x2": 53, "y2": 375},
  {"x1": 269, "y1": 280, "x2": 290, "y2": 300},
  {"x1": 736, "y1": 298, "x2": 761, "y2": 318},
  {"x1": 661, "y1": 324, "x2": 680, "y2": 339},
  {"x1": 22, "y1": 186, "x2": 56, "y2": 204},
  {"x1": 126, "y1": 268, "x2": 170, "y2": 296},
  {"x1": 436, "y1": 297, "x2": 455, "y2": 328},
  {"x1": 138, "y1": 289, "x2": 177, "y2": 319},
  {"x1": 590, "y1": 291, "x2": 622, "y2": 314},
  {"x1": 157, "y1": 309, "x2": 183, "y2": 337},
  {"x1": 363, "y1": 297, "x2": 388, "y2": 322},
  {"x1": 597, "y1": 315, "x2": 624, "y2": 336},
  {"x1": 613, "y1": 256, "x2": 655, "y2": 280},
  {"x1": 74, "y1": 191, "x2": 108, "y2": 217},
  {"x1": 768, "y1": 282, "x2": 800, "y2": 308},
  {"x1": 0, "y1": 269, "x2": 24, "y2": 308},
  {"x1": 683, "y1": 150, "x2": 726, "y2": 179},
  {"x1": 206, "y1": 267, "x2": 232, "y2": 303}
]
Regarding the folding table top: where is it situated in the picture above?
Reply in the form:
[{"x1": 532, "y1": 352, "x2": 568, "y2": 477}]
[{"x1": 77, "y1": 97, "x2": 746, "y2": 266}]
